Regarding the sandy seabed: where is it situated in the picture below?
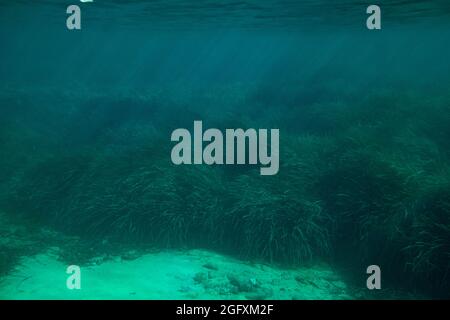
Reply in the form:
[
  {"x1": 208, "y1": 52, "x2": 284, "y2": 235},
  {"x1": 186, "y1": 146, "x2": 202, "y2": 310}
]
[{"x1": 0, "y1": 249, "x2": 352, "y2": 300}]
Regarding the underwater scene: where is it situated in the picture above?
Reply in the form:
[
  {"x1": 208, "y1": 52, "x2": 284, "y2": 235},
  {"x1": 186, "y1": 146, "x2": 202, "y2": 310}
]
[{"x1": 0, "y1": 0, "x2": 449, "y2": 300}]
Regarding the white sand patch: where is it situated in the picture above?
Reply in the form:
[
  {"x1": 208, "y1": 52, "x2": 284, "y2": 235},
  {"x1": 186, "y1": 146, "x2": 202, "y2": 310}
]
[{"x1": 0, "y1": 249, "x2": 353, "y2": 300}]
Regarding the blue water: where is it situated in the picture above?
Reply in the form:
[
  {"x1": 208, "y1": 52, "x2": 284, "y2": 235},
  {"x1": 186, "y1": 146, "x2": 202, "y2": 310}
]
[{"x1": 0, "y1": 0, "x2": 450, "y2": 299}]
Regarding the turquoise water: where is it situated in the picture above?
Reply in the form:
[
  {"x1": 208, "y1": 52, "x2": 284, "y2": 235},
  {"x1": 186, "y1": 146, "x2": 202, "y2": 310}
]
[{"x1": 0, "y1": 1, "x2": 449, "y2": 299}]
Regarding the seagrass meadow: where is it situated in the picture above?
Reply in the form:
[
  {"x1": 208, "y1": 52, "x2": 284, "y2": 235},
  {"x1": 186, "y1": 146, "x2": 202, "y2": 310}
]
[{"x1": 0, "y1": 1, "x2": 449, "y2": 299}]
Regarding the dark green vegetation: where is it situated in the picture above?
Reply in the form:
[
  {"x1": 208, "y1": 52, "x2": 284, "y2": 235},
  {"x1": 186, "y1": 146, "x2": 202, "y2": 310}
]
[{"x1": 0, "y1": 83, "x2": 449, "y2": 298}]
